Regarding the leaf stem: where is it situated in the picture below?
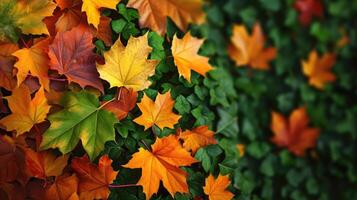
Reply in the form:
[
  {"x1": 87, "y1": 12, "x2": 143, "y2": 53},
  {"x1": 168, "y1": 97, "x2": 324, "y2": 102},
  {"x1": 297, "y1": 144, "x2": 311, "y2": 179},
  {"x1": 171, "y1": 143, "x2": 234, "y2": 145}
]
[
  {"x1": 98, "y1": 97, "x2": 116, "y2": 110},
  {"x1": 20, "y1": 36, "x2": 29, "y2": 48},
  {"x1": 48, "y1": 77, "x2": 67, "y2": 82},
  {"x1": 140, "y1": 140, "x2": 151, "y2": 151},
  {"x1": 116, "y1": 87, "x2": 123, "y2": 100},
  {"x1": 109, "y1": 183, "x2": 139, "y2": 188},
  {"x1": 151, "y1": 126, "x2": 158, "y2": 136}
]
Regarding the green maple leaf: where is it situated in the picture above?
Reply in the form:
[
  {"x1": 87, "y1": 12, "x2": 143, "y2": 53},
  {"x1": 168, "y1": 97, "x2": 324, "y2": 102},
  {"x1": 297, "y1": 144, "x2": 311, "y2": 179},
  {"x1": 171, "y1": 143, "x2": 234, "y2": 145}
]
[
  {"x1": 40, "y1": 91, "x2": 117, "y2": 160},
  {"x1": 0, "y1": 0, "x2": 56, "y2": 42}
]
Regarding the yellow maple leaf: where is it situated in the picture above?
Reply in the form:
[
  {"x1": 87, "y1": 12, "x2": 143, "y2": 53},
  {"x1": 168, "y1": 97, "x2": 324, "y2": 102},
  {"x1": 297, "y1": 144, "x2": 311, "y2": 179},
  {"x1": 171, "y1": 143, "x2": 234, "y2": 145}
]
[
  {"x1": 97, "y1": 34, "x2": 158, "y2": 91},
  {"x1": 302, "y1": 50, "x2": 336, "y2": 89},
  {"x1": 134, "y1": 91, "x2": 181, "y2": 130},
  {"x1": 228, "y1": 23, "x2": 276, "y2": 70},
  {"x1": 12, "y1": 0, "x2": 56, "y2": 35},
  {"x1": 123, "y1": 135, "x2": 197, "y2": 199},
  {"x1": 127, "y1": 0, "x2": 205, "y2": 35},
  {"x1": 12, "y1": 38, "x2": 50, "y2": 90},
  {"x1": 82, "y1": 0, "x2": 120, "y2": 28},
  {"x1": 0, "y1": 85, "x2": 50, "y2": 136},
  {"x1": 171, "y1": 32, "x2": 214, "y2": 82},
  {"x1": 179, "y1": 125, "x2": 217, "y2": 154},
  {"x1": 203, "y1": 174, "x2": 234, "y2": 200}
]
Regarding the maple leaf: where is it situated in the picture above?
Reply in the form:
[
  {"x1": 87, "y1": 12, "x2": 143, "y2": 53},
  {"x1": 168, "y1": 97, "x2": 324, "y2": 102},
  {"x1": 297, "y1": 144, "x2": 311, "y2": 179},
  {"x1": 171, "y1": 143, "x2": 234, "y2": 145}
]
[
  {"x1": 171, "y1": 32, "x2": 214, "y2": 82},
  {"x1": 294, "y1": 0, "x2": 323, "y2": 26},
  {"x1": 0, "y1": 43, "x2": 18, "y2": 91},
  {"x1": 0, "y1": 0, "x2": 56, "y2": 42},
  {"x1": 12, "y1": 38, "x2": 50, "y2": 90},
  {"x1": 81, "y1": 0, "x2": 120, "y2": 29},
  {"x1": 134, "y1": 91, "x2": 181, "y2": 130},
  {"x1": 0, "y1": 135, "x2": 28, "y2": 184},
  {"x1": 97, "y1": 33, "x2": 158, "y2": 91},
  {"x1": 127, "y1": 0, "x2": 205, "y2": 35},
  {"x1": 55, "y1": 5, "x2": 83, "y2": 34},
  {"x1": 228, "y1": 23, "x2": 277, "y2": 70},
  {"x1": 203, "y1": 174, "x2": 234, "y2": 200},
  {"x1": 24, "y1": 148, "x2": 69, "y2": 180},
  {"x1": 302, "y1": 50, "x2": 336, "y2": 90},
  {"x1": 179, "y1": 126, "x2": 217, "y2": 154},
  {"x1": 0, "y1": 85, "x2": 50, "y2": 136},
  {"x1": 123, "y1": 135, "x2": 197, "y2": 199},
  {"x1": 48, "y1": 25, "x2": 104, "y2": 92},
  {"x1": 271, "y1": 107, "x2": 320, "y2": 156},
  {"x1": 71, "y1": 154, "x2": 118, "y2": 200},
  {"x1": 40, "y1": 90, "x2": 117, "y2": 161},
  {"x1": 45, "y1": 174, "x2": 79, "y2": 200},
  {"x1": 96, "y1": 16, "x2": 113, "y2": 46},
  {"x1": 102, "y1": 87, "x2": 138, "y2": 120}
]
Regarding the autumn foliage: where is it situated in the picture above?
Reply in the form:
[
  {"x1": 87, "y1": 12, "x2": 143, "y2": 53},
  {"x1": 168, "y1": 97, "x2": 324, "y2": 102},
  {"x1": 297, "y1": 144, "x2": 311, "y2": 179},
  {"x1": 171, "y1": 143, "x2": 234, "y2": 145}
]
[{"x1": 0, "y1": 0, "x2": 356, "y2": 199}]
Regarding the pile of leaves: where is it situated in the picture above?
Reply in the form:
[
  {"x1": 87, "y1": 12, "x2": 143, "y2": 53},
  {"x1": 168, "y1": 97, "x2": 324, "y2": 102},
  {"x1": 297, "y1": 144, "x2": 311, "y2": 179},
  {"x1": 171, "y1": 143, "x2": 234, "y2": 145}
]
[{"x1": 0, "y1": 0, "x2": 356, "y2": 199}]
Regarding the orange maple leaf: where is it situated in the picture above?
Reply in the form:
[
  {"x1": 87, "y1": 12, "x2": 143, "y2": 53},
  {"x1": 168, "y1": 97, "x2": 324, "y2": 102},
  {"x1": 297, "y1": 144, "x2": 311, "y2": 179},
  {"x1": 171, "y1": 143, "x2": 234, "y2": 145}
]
[
  {"x1": 24, "y1": 148, "x2": 69, "y2": 179},
  {"x1": 228, "y1": 23, "x2": 276, "y2": 70},
  {"x1": 0, "y1": 85, "x2": 50, "y2": 136},
  {"x1": 123, "y1": 135, "x2": 197, "y2": 199},
  {"x1": 102, "y1": 87, "x2": 138, "y2": 120},
  {"x1": 171, "y1": 32, "x2": 214, "y2": 82},
  {"x1": 127, "y1": 0, "x2": 205, "y2": 35},
  {"x1": 12, "y1": 38, "x2": 50, "y2": 90},
  {"x1": 71, "y1": 154, "x2": 118, "y2": 200},
  {"x1": 179, "y1": 125, "x2": 217, "y2": 154},
  {"x1": 45, "y1": 174, "x2": 79, "y2": 200},
  {"x1": 271, "y1": 107, "x2": 320, "y2": 156},
  {"x1": 203, "y1": 174, "x2": 234, "y2": 200},
  {"x1": 302, "y1": 50, "x2": 336, "y2": 90},
  {"x1": 134, "y1": 91, "x2": 181, "y2": 130}
]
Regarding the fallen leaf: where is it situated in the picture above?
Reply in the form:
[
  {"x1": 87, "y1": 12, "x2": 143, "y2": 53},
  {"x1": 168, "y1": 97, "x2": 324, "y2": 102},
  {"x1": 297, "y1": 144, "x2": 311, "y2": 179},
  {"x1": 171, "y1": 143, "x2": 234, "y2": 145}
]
[
  {"x1": 302, "y1": 50, "x2": 336, "y2": 89},
  {"x1": 171, "y1": 32, "x2": 213, "y2": 82},
  {"x1": 0, "y1": 135, "x2": 28, "y2": 184},
  {"x1": 48, "y1": 25, "x2": 104, "y2": 92},
  {"x1": 12, "y1": 38, "x2": 50, "y2": 90},
  {"x1": 45, "y1": 174, "x2": 79, "y2": 200},
  {"x1": 228, "y1": 23, "x2": 276, "y2": 70},
  {"x1": 0, "y1": 181, "x2": 25, "y2": 200},
  {"x1": 134, "y1": 91, "x2": 181, "y2": 130},
  {"x1": 294, "y1": 0, "x2": 323, "y2": 26},
  {"x1": 97, "y1": 33, "x2": 158, "y2": 91},
  {"x1": 0, "y1": 0, "x2": 56, "y2": 41},
  {"x1": 24, "y1": 148, "x2": 68, "y2": 179},
  {"x1": 102, "y1": 87, "x2": 138, "y2": 120},
  {"x1": 203, "y1": 174, "x2": 234, "y2": 200},
  {"x1": 0, "y1": 85, "x2": 50, "y2": 136},
  {"x1": 271, "y1": 107, "x2": 320, "y2": 156},
  {"x1": 179, "y1": 126, "x2": 217, "y2": 154},
  {"x1": 71, "y1": 155, "x2": 118, "y2": 200},
  {"x1": 25, "y1": 179, "x2": 46, "y2": 200},
  {"x1": 123, "y1": 135, "x2": 197, "y2": 199},
  {"x1": 55, "y1": 4, "x2": 84, "y2": 33},
  {"x1": 40, "y1": 91, "x2": 117, "y2": 161},
  {"x1": 96, "y1": 16, "x2": 113, "y2": 46},
  {"x1": 81, "y1": 0, "x2": 120, "y2": 29},
  {"x1": 0, "y1": 43, "x2": 18, "y2": 91},
  {"x1": 127, "y1": 0, "x2": 205, "y2": 35}
]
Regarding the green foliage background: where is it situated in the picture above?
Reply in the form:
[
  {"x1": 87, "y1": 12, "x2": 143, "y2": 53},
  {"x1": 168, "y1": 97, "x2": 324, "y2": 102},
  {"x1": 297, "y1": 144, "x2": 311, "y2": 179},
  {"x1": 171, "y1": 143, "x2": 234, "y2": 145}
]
[{"x1": 98, "y1": 0, "x2": 357, "y2": 199}]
